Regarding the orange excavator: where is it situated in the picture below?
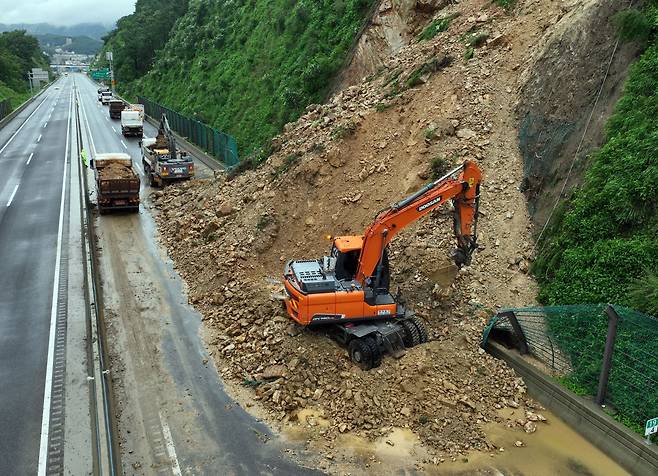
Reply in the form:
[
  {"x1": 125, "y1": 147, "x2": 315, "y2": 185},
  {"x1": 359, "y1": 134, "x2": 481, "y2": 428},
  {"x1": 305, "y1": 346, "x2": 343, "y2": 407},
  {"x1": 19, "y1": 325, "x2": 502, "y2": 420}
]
[{"x1": 283, "y1": 160, "x2": 482, "y2": 369}]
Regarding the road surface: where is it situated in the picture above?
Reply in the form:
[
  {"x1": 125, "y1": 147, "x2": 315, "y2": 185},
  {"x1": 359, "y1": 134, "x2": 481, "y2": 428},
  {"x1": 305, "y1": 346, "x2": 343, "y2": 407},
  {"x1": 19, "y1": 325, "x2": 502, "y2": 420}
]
[{"x1": 0, "y1": 78, "x2": 94, "y2": 474}]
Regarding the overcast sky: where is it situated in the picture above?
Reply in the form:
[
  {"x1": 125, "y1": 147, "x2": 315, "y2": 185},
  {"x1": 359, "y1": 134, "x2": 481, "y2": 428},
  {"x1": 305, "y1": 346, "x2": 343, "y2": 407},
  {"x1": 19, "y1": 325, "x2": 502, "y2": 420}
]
[{"x1": 0, "y1": 0, "x2": 136, "y2": 26}]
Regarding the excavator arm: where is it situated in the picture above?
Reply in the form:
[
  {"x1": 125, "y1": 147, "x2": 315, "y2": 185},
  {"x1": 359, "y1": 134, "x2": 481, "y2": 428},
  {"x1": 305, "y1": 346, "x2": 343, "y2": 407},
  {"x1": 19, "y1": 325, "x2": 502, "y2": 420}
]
[
  {"x1": 156, "y1": 114, "x2": 178, "y2": 161},
  {"x1": 355, "y1": 160, "x2": 481, "y2": 285}
]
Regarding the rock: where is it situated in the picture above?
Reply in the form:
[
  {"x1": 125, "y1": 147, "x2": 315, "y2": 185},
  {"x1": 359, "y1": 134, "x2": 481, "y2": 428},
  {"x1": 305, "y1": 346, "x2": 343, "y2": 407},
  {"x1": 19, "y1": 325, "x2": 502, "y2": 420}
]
[
  {"x1": 218, "y1": 201, "x2": 234, "y2": 216},
  {"x1": 456, "y1": 128, "x2": 477, "y2": 140},
  {"x1": 523, "y1": 421, "x2": 537, "y2": 433},
  {"x1": 400, "y1": 407, "x2": 412, "y2": 417},
  {"x1": 515, "y1": 440, "x2": 524, "y2": 447},
  {"x1": 261, "y1": 365, "x2": 286, "y2": 379}
]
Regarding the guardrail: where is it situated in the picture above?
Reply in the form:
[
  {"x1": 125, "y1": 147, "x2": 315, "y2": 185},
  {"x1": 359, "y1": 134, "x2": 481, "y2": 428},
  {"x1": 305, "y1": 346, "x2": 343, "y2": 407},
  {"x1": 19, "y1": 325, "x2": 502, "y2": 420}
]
[{"x1": 0, "y1": 82, "x2": 53, "y2": 130}]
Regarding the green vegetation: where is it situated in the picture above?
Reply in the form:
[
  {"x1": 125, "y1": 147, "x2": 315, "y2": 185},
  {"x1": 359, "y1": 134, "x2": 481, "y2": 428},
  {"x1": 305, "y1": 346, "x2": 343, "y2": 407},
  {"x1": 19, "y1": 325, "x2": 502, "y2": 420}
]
[
  {"x1": 494, "y1": 0, "x2": 516, "y2": 10},
  {"x1": 331, "y1": 121, "x2": 358, "y2": 140},
  {"x1": 0, "y1": 30, "x2": 50, "y2": 111},
  {"x1": 534, "y1": 3, "x2": 658, "y2": 313},
  {"x1": 405, "y1": 55, "x2": 452, "y2": 88},
  {"x1": 533, "y1": 3, "x2": 658, "y2": 437},
  {"x1": 104, "y1": 0, "x2": 377, "y2": 159},
  {"x1": 36, "y1": 33, "x2": 103, "y2": 55},
  {"x1": 271, "y1": 153, "x2": 301, "y2": 178},
  {"x1": 97, "y1": 0, "x2": 189, "y2": 84},
  {"x1": 417, "y1": 14, "x2": 458, "y2": 42},
  {"x1": 430, "y1": 156, "x2": 451, "y2": 179}
]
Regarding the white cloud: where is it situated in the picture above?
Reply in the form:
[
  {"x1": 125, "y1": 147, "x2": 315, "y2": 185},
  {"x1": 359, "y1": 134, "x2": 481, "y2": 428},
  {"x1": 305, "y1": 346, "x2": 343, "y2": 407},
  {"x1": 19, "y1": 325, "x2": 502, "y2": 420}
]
[{"x1": 0, "y1": 0, "x2": 137, "y2": 26}]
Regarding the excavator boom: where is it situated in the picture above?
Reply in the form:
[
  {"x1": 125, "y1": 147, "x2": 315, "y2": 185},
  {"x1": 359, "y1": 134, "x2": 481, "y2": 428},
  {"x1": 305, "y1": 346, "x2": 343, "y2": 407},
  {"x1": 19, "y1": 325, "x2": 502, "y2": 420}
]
[{"x1": 356, "y1": 160, "x2": 481, "y2": 284}]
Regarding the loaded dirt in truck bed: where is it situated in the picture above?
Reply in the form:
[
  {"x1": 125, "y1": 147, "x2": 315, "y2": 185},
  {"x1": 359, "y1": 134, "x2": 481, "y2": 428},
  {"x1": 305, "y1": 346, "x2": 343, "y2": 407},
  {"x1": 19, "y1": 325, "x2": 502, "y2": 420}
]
[{"x1": 97, "y1": 161, "x2": 136, "y2": 180}]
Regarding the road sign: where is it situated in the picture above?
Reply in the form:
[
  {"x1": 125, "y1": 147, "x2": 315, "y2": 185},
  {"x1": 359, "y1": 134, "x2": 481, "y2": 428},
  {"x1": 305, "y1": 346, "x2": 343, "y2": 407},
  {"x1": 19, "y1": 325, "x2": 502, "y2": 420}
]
[
  {"x1": 91, "y1": 69, "x2": 111, "y2": 80},
  {"x1": 106, "y1": 51, "x2": 113, "y2": 61},
  {"x1": 646, "y1": 417, "x2": 658, "y2": 437}
]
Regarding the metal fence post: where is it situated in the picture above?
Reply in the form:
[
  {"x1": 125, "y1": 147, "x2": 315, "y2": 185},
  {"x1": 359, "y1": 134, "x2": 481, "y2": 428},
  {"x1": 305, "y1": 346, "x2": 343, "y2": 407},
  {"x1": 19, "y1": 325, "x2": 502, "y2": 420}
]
[
  {"x1": 498, "y1": 311, "x2": 529, "y2": 354},
  {"x1": 596, "y1": 305, "x2": 620, "y2": 405}
]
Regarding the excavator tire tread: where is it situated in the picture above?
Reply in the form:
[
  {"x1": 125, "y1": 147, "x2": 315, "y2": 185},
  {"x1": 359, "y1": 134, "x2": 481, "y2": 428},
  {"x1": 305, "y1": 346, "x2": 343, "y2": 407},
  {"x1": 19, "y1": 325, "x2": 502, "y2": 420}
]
[
  {"x1": 348, "y1": 338, "x2": 374, "y2": 370},
  {"x1": 400, "y1": 319, "x2": 421, "y2": 348},
  {"x1": 364, "y1": 336, "x2": 382, "y2": 368},
  {"x1": 410, "y1": 317, "x2": 428, "y2": 344}
]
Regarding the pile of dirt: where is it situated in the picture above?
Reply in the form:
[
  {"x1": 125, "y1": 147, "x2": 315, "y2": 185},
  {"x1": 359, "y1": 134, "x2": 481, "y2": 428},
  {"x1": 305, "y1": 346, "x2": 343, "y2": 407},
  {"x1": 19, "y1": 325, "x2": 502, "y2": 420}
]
[
  {"x1": 148, "y1": 0, "x2": 580, "y2": 463},
  {"x1": 98, "y1": 161, "x2": 135, "y2": 179}
]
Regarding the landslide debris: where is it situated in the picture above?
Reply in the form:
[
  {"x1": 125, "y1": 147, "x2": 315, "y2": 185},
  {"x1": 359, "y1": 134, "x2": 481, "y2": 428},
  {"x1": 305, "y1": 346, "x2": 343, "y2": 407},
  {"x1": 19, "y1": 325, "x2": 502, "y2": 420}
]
[{"x1": 148, "y1": 0, "x2": 575, "y2": 463}]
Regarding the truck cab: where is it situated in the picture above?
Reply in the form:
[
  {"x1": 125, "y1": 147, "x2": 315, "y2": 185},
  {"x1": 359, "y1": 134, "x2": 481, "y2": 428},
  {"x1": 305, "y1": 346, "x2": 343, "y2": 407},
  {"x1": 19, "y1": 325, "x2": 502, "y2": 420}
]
[
  {"x1": 100, "y1": 91, "x2": 112, "y2": 105},
  {"x1": 121, "y1": 110, "x2": 144, "y2": 137}
]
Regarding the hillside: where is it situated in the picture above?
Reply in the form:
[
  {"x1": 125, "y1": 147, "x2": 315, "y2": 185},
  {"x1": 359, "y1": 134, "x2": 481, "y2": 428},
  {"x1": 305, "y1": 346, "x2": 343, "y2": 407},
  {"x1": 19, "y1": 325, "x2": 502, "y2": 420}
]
[
  {"x1": 36, "y1": 33, "x2": 103, "y2": 55},
  {"x1": 0, "y1": 30, "x2": 50, "y2": 109},
  {"x1": 0, "y1": 22, "x2": 109, "y2": 40},
  {"x1": 101, "y1": 0, "x2": 379, "y2": 157},
  {"x1": 144, "y1": 0, "x2": 566, "y2": 466},
  {"x1": 534, "y1": 2, "x2": 658, "y2": 313}
]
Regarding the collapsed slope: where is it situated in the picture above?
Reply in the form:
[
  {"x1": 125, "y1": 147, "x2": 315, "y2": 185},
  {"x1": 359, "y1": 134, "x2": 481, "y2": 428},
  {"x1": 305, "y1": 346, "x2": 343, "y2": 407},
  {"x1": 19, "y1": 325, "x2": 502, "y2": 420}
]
[{"x1": 149, "y1": 0, "x2": 577, "y2": 464}]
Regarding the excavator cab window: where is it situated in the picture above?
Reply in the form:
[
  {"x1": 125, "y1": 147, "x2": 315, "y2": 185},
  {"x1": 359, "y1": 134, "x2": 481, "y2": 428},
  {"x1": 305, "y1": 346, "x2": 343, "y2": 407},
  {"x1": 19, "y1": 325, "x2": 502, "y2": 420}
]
[{"x1": 332, "y1": 247, "x2": 360, "y2": 282}]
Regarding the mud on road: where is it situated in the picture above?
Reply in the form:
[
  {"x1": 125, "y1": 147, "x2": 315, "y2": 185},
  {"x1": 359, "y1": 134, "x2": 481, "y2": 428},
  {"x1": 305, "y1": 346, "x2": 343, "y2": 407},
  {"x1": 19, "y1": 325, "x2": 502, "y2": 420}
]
[{"x1": 95, "y1": 203, "x2": 320, "y2": 475}]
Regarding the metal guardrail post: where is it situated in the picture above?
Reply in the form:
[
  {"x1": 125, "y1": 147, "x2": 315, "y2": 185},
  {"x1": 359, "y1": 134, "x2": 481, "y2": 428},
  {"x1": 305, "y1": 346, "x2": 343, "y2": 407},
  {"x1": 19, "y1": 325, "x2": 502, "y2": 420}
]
[
  {"x1": 596, "y1": 304, "x2": 620, "y2": 405},
  {"x1": 498, "y1": 310, "x2": 529, "y2": 354}
]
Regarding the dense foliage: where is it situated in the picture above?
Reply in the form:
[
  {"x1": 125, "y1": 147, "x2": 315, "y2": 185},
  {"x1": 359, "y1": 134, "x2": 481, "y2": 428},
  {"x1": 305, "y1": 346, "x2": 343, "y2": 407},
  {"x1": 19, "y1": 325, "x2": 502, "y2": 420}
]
[
  {"x1": 106, "y1": 0, "x2": 376, "y2": 157},
  {"x1": 98, "y1": 0, "x2": 189, "y2": 84},
  {"x1": 0, "y1": 30, "x2": 50, "y2": 108},
  {"x1": 534, "y1": 3, "x2": 658, "y2": 314}
]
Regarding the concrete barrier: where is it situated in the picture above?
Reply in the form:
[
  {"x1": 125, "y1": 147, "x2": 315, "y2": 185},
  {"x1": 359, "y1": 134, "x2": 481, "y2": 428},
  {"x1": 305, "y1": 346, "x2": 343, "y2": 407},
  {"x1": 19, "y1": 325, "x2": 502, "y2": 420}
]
[{"x1": 485, "y1": 341, "x2": 658, "y2": 476}]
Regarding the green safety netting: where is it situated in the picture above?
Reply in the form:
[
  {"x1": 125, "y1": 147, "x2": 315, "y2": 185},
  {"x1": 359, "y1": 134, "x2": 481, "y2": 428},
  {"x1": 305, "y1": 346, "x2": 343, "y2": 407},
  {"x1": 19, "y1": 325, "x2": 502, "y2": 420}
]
[{"x1": 482, "y1": 304, "x2": 658, "y2": 436}]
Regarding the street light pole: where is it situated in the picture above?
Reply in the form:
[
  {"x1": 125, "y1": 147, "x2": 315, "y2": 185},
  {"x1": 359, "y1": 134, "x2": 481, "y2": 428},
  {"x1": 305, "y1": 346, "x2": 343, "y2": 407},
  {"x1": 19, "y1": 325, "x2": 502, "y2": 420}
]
[{"x1": 28, "y1": 73, "x2": 33, "y2": 95}]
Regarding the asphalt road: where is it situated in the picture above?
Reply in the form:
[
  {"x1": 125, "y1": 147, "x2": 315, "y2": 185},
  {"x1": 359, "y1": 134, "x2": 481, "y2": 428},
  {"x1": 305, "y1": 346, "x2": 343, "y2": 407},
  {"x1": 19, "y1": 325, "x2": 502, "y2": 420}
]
[
  {"x1": 76, "y1": 74, "x2": 320, "y2": 474},
  {"x1": 0, "y1": 78, "x2": 72, "y2": 474}
]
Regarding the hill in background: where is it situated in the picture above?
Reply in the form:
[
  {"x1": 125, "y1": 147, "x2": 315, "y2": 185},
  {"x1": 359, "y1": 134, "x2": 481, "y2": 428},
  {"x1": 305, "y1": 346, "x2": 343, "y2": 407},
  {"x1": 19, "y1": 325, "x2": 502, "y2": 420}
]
[{"x1": 0, "y1": 22, "x2": 109, "y2": 40}]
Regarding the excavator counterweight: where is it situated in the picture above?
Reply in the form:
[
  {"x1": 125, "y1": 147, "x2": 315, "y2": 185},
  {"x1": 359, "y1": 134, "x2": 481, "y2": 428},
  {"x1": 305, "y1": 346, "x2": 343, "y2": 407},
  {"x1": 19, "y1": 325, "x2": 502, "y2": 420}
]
[{"x1": 283, "y1": 160, "x2": 482, "y2": 369}]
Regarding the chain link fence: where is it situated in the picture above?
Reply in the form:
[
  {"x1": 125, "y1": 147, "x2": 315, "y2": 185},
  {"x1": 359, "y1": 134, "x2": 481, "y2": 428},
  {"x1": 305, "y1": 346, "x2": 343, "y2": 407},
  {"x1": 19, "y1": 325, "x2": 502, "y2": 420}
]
[
  {"x1": 138, "y1": 96, "x2": 239, "y2": 168},
  {"x1": 0, "y1": 99, "x2": 11, "y2": 122},
  {"x1": 482, "y1": 304, "x2": 658, "y2": 438}
]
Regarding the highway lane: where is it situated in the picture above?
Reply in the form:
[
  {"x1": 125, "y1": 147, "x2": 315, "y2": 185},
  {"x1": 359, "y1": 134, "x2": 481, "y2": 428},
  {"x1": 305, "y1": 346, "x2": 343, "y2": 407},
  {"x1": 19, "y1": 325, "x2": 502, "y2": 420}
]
[{"x1": 0, "y1": 78, "x2": 73, "y2": 474}]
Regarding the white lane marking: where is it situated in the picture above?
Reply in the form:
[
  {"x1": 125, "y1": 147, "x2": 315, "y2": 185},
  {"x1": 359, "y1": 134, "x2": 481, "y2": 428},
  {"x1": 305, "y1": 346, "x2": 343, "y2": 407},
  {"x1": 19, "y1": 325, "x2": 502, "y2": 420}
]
[
  {"x1": 37, "y1": 134, "x2": 42, "y2": 142},
  {"x1": 0, "y1": 94, "x2": 49, "y2": 156},
  {"x1": 43, "y1": 122, "x2": 48, "y2": 128},
  {"x1": 37, "y1": 86, "x2": 72, "y2": 476},
  {"x1": 6, "y1": 184, "x2": 19, "y2": 207},
  {"x1": 104, "y1": 116, "x2": 109, "y2": 121},
  {"x1": 111, "y1": 126, "x2": 117, "y2": 132},
  {"x1": 121, "y1": 140, "x2": 128, "y2": 150},
  {"x1": 159, "y1": 412, "x2": 182, "y2": 476},
  {"x1": 26, "y1": 152, "x2": 34, "y2": 165}
]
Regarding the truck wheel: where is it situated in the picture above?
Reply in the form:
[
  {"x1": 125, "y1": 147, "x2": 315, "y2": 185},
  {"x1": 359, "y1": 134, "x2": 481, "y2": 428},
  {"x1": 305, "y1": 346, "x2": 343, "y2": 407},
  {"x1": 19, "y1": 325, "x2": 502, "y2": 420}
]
[
  {"x1": 400, "y1": 319, "x2": 421, "y2": 348},
  {"x1": 348, "y1": 338, "x2": 375, "y2": 370},
  {"x1": 410, "y1": 317, "x2": 428, "y2": 344}
]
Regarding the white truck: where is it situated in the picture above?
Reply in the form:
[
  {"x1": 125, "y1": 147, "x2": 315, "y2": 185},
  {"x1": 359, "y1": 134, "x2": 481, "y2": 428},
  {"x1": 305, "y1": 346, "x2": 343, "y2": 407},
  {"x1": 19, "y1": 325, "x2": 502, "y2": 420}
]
[
  {"x1": 121, "y1": 105, "x2": 144, "y2": 137},
  {"x1": 100, "y1": 91, "x2": 113, "y2": 105}
]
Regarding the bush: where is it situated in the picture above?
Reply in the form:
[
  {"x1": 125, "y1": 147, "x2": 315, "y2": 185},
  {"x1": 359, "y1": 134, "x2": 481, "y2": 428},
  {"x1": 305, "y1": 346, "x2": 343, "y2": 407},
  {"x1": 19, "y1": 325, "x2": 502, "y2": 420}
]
[
  {"x1": 417, "y1": 14, "x2": 459, "y2": 42},
  {"x1": 430, "y1": 156, "x2": 451, "y2": 179},
  {"x1": 614, "y1": 9, "x2": 653, "y2": 43}
]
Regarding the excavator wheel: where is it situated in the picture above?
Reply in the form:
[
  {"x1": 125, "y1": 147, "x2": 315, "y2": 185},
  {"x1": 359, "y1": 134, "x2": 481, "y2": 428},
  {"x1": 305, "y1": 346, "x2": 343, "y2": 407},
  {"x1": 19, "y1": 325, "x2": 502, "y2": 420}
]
[
  {"x1": 400, "y1": 319, "x2": 421, "y2": 348},
  {"x1": 410, "y1": 317, "x2": 428, "y2": 344},
  {"x1": 348, "y1": 338, "x2": 375, "y2": 370},
  {"x1": 363, "y1": 336, "x2": 382, "y2": 369}
]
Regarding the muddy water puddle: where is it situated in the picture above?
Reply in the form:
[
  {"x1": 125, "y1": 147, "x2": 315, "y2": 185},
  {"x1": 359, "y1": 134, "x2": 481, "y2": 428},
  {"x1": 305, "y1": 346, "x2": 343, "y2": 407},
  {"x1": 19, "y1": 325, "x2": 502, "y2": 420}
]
[{"x1": 285, "y1": 407, "x2": 629, "y2": 475}]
